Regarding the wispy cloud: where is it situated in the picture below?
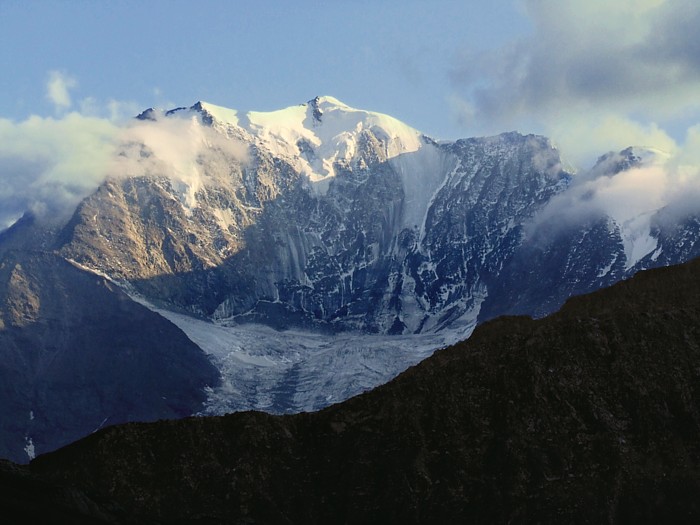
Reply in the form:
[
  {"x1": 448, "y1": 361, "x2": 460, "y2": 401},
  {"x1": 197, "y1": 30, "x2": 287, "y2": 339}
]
[
  {"x1": 449, "y1": 0, "x2": 700, "y2": 249},
  {"x1": 0, "y1": 113, "x2": 119, "y2": 226},
  {"x1": 110, "y1": 109, "x2": 249, "y2": 210},
  {"x1": 526, "y1": 143, "x2": 700, "y2": 263},
  {"x1": 46, "y1": 70, "x2": 78, "y2": 112}
]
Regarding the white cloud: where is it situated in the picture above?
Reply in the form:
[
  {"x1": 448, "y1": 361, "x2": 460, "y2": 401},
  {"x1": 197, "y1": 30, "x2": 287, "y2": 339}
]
[
  {"x1": 1, "y1": 72, "x2": 249, "y2": 228},
  {"x1": 78, "y1": 96, "x2": 142, "y2": 123},
  {"x1": 673, "y1": 125, "x2": 700, "y2": 167},
  {"x1": 0, "y1": 113, "x2": 119, "y2": 226},
  {"x1": 527, "y1": 143, "x2": 700, "y2": 255},
  {"x1": 549, "y1": 114, "x2": 678, "y2": 168},
  {"x1": 449, "y1": 0, "x2": 700, "y2": 260},
  {"x1": 46, "y1": 71, "x2": 77, "y2": 111},
  {"x1": 451, "y1": 0, "x2": 700, "y2": 168},
  {"x1": 468, "y1": 0, "x2": 700, "y2": 244},
  {"x1": 112, "y1": 110, "x2": 249, "y2": 209}
]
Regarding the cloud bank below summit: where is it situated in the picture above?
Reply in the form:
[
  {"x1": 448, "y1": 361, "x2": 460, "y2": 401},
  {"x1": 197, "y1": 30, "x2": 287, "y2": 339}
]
[
  {"x1": 0, "y1": 113, "x2": 119, "y2": 227},
  {"x1": 0, "y1": 76, "x2": 247, "y2": 228}
]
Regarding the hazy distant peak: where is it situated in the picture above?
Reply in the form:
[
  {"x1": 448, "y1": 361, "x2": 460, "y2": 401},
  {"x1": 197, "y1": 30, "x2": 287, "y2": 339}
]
[{"x1": 593, "y1": 145, "x2": 671, "y2": 177}]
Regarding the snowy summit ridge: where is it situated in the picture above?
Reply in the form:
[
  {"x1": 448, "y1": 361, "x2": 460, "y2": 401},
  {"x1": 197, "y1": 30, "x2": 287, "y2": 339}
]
[{"x1": 182, "y1": 96, "x2": 425, "y2": 187}]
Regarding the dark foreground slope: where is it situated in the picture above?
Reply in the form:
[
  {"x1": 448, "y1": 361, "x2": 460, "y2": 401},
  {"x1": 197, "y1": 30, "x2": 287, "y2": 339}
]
[
  {"x1": 23, "y1": 257, "x2": 700, "y2": 524},
  {"x1": 0, "y1": 459, "x2": 122, "y2": 523}
]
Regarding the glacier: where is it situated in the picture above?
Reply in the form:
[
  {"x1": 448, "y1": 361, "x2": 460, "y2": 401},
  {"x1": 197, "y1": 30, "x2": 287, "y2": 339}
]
[{"x1": 147, "y1": 303, "x2": 471, "y2": 414}]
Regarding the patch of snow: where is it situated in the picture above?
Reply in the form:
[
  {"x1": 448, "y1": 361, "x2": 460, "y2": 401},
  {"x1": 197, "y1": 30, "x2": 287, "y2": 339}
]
[
  {"x1": 628, "y1": 146, "x2": 671, "y2": 165},
  {"x1": 24, "y1": 437, "x2": 35, "y2": 460},
  {"x1": 66, "y1": 259, "x2": 117, "y2": 282},
  {"x1": 92, "y1": 417, "x2": 109, "y2": 433},
  {"x1": 619, "y1": 212, "x2": 658, "y2": 269},
  {"x1": 597, "y1": 256, "x2": 616, "y2": 278},
  {"x1": 416, "y1": 158, "x2": 462, "y2": 252},
  {"x1": 212, "y1": 207, "x2": 236, "y2": 234},
  {"x1": 390, "y1": 143, "x2": 455, "y2": 232}
]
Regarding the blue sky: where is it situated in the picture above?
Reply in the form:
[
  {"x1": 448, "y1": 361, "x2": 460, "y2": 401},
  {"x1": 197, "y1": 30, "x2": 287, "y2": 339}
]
[
  {"x1": 0, "y1": 0, "x2": 529, "y2": 140},
  {"x1": 1, "y1": 0, "x2": 700, "y2": 227},
  {"x1": 4, "y1": 0, "x2": 700, "y2": 155}
]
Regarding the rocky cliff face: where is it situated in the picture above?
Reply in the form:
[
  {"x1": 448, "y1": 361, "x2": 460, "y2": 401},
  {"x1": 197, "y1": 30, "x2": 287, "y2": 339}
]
[
  {"x1": 24, "y1": 257, "x2": 700, "y2": 524},
  {"x1": 56, "y1": 101, "x2": 696, "y2": 339},
  {"x1": 479, "y1": 147, "x2": 700, "y2": 321},
  {"x1": 58, "y1": 100, "x2": 572, "y2": 335}
]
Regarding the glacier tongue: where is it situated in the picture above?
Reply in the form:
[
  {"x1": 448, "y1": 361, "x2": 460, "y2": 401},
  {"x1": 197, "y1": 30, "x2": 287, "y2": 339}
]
[{"x1": 142, "y1": 302, "x2": 471, "y2": 413}]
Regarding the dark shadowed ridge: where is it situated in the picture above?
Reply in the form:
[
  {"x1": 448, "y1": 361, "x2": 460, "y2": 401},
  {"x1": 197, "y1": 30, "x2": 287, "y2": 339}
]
[
  {"x1": 8, "y1": 257, "x2": 700, "y2": 523},
  {"x1": 0, "y1": 231, "x2": 221, "y2": 463}
]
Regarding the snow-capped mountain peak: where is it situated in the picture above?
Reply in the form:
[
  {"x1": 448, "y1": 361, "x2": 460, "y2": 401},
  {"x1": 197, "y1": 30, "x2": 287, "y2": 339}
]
[
  {"x1": 591, "y1": 145, "x2": 671, "y2": 178},
  {"x1": 245, "y1": 96, "x2": 425, "y2": 186},
  {"x1": 625, "y1": 146, "x2": 671, "y2": 166},
  {"x1": 179, "y1": 97, "x2": 425, "y2": 188},
  {"x1": 7, "y1": 94, "x2": 700, "y2": 466},
  {"x1": 593, "y1": 146, "x2": 671, "y2": 269}
]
